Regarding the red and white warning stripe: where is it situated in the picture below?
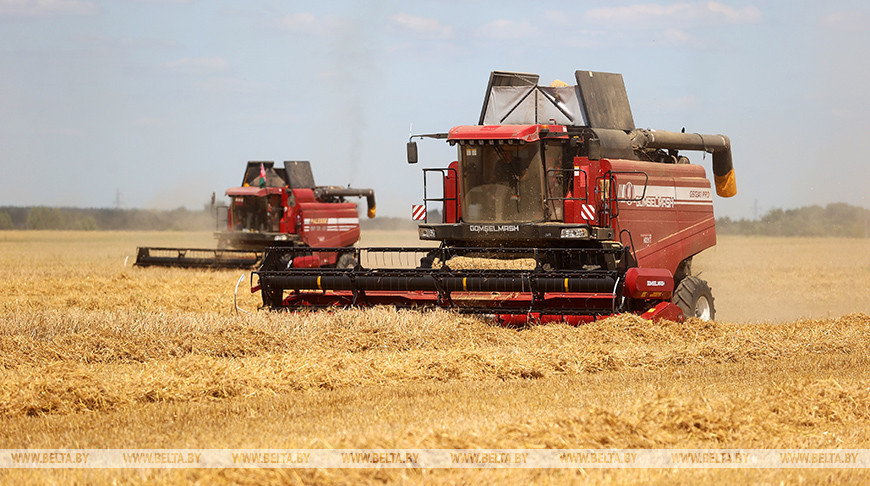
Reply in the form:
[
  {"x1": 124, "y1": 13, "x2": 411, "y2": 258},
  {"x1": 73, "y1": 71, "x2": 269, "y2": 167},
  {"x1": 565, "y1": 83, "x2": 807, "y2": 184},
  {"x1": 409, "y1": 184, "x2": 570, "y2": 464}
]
[
  {"x1": 580, "y1": 203, "x2": 596, "y2": 222},
  {"x1": 411, "y1": 204, "x2": 427, "y2": 221}
]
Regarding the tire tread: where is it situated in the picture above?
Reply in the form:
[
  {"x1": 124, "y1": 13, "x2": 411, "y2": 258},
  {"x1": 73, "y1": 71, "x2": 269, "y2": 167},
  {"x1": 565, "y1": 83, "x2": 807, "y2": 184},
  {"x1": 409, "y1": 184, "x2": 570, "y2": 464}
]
[{"x1": 673, "y1": 275, "x2": 715, "y2": 320}]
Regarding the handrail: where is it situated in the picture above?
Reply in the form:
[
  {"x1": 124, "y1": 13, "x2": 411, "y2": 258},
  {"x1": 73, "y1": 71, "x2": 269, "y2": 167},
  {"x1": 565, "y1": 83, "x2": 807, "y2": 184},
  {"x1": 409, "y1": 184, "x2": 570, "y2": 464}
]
[{"x1": 422, "y1": 166, "x2": 459, "y2": 223}]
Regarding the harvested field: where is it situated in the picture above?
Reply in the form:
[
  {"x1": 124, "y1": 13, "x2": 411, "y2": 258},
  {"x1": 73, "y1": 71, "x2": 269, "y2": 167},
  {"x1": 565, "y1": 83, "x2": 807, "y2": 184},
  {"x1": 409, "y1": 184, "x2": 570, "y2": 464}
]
[
  {"x1": 0, "y1": 230, "x2": 869, "y2": 484},
  {"x1": 2, "y1": 309, "x2": 866, "y2": 418}
]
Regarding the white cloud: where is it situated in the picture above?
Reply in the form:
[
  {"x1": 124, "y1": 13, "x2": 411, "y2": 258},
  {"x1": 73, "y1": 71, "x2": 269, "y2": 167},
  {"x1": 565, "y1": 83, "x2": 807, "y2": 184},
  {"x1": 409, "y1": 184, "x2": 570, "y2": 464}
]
[
  {"x1": 820, "y1": 11, "x2": 868, "y2": 32},
  {"x1": 165, "y1": 56, "x2": 228, "y2": 75},
  {"x1": 0, "y1": 0, "x2": 95, "y2": 16},
  {"x1": 280, "y1": 12, "x2": 316, "y2": 32},
  {"x1": 391, "y1": 13, "x2": 453, "y2": 39},
  {"x1": 272, "y1": 12, "x2": 351, "y2": 35},
  {"x1": 477, "y1": 19, "x2": 540, "y2": 40},
  {"x1": 542, "y1": 9, "x2": 576, "y2": 27},
  {"x1": 660, "y1": 28, "x2": 693, "y2": 45},
  {"x1": 586, "y1": 2, "x2": 761, "y2": 26}
]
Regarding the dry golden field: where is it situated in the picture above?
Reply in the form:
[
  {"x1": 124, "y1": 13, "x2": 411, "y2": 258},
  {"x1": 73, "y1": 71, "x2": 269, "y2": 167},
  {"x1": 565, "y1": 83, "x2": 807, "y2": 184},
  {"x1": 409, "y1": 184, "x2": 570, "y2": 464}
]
[{"x1": 0, "y1": 230, "x2": 868, "y2": 485}]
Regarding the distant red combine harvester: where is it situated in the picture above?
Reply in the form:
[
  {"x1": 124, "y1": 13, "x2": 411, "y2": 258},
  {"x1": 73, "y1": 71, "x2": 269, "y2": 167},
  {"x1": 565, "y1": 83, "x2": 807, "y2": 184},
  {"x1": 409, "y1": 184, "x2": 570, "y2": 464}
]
[{"x1": 135, "y1": 161, "x2": 375, "y2": 269}]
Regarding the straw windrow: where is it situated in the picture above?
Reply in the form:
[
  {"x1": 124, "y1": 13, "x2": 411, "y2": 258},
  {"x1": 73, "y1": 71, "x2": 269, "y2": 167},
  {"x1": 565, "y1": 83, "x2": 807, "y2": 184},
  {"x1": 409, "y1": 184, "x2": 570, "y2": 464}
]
[{"x1": 2, "y1": 308, "x2": 867, "y2": 418}]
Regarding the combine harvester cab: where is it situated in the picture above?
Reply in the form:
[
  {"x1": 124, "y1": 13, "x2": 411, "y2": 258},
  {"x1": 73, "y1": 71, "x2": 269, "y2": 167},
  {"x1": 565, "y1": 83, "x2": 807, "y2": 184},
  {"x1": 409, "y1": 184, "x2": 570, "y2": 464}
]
[
  {"x1": 254, "y1": 70, "x2": 736, "y2": 322},
  {"x1": 135, "y1": 161, "x2": 375, "y2": 269}
]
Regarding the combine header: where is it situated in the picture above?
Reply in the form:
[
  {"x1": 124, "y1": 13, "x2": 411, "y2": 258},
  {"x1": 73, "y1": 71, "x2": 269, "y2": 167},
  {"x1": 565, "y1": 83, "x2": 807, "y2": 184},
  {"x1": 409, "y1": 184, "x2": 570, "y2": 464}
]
[
  {"x1": 254, "y1": 70, "x2": 736, "y2": 322},
  {"x1": 136, "y1": 161, "x2": 375, "y2": 269}
]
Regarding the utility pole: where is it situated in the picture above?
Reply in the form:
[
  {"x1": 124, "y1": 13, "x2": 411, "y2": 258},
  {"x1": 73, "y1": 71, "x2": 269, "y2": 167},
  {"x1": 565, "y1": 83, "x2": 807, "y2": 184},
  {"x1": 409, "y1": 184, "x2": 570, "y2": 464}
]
[{"x1": 115, "y1": 188, "x2": 122, "y2": 209}]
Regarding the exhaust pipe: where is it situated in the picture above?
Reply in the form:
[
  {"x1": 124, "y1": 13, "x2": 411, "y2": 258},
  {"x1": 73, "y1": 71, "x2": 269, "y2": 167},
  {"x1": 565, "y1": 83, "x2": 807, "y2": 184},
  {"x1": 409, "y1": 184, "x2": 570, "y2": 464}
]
[
  {"x1": 632, "y1": 129, "x2": 736, "y2": 197},
  {"x1": 315, "y1": 187, "x2": 377, "y2": 218}
]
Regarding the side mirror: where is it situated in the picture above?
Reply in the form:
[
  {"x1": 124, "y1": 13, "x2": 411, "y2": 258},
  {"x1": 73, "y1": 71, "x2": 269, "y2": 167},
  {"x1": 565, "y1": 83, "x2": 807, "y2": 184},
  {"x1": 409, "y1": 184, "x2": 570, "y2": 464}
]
[{"x1": 407, "y1": 141, "x2": 418, "y2": 164}]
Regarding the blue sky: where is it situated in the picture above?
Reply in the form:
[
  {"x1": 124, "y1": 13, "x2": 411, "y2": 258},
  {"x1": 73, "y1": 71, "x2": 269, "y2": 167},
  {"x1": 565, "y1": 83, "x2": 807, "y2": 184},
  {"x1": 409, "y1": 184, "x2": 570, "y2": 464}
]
[{"x1": 1, "y1": 0, "x2": 868, "y2": 219}]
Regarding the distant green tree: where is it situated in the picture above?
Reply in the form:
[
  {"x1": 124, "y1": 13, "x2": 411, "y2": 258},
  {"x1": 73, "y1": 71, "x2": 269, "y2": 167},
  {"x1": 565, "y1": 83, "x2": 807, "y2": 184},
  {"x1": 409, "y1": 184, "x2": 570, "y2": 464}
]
[
  {"x1": 0, "y1": 211, "x2": 13, "y2": 230},
  {"x1": 72, "y1": 215, "x2": 98, "y2": 231},
  {"x1": 26, "y1": 207, "x2": 63, "y2": 230},
  {"x1": 718, "y1": 203, "x2": 869, "y2": 237}
]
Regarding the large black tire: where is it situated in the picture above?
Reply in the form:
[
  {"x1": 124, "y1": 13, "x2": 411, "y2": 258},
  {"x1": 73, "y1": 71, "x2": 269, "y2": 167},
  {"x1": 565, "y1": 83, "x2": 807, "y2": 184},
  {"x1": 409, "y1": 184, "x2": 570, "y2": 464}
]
[{"x1": 673, "y1": 276, "x2": 715, "y2": 321}]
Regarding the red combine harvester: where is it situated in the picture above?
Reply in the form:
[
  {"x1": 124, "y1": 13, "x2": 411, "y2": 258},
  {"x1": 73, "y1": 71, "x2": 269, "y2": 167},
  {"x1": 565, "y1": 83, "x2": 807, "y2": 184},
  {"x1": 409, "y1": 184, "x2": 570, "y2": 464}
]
[
  {"x1": 135, "y1": 161, "x2": 375, "y2": 269},
  {"x1": 253, "y1": 70, "x2": 736, "y2": 322}
]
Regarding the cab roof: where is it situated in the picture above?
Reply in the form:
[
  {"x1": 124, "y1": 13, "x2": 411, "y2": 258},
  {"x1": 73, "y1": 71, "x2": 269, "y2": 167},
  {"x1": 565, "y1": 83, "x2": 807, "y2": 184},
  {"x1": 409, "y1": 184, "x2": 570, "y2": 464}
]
[{"x1": 447, "y1": 124, "x2": 567, "y2": 143}]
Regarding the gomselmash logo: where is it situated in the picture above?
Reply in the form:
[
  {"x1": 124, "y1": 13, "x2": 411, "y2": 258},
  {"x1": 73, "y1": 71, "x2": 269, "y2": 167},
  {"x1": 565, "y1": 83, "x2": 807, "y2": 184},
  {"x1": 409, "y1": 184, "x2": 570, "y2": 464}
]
[
  {"x1": 618, "y1": 182, "x2": 675, "y2": 209},
  {"x1": 618, "y1": 182, "x2": 714, "y2": 208},
  {"x1": 469, "y1": 225, "x2": 520, "y2": 233}
]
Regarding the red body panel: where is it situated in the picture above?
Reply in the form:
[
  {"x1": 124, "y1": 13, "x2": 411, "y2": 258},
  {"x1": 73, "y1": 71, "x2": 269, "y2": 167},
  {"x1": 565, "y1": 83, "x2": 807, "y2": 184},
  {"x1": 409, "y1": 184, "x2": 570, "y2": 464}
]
[
  {"x1": 497, "y1": 304, "x2": 682, "y2": 325},
  {"x1": 297, "y1": 202, "x2": 360, "y2": 248},
  {"x1": 224, "y1": 185, "x2": 361, "y2": 255},
  {"x1": 277, "y1": 290, "x2": 681, "y2": 325},
  {"x1": 282, "y1": 290, "x2": 617, "y2": 314},
  {"x1": 448, "y1": 124, "x2": 568, "y2": 142},
  {"x1": 573, "y1": 158, "x2": 716, "y2": 276},
  {"x1": 288, "y1": 188, "x2": 317, "y2": 235},
  {"x1": 290, "y1": 252, "x2": 340, "y2": 268},
  {"x1": 444, "y1": 161, "x2": 461, "y2": 223},
  {"x1": 226, "y1": 187, "x2": 285, "y2": 197},
  {"x1": 291, "y1": 255, "x2": 322, "y2": 268},
  {"x1": 624, "y1": 267, "x2": 674, "y2": 300},
  {"x1": 640, "y1": 302, "x2": 684, "y2": 322}
]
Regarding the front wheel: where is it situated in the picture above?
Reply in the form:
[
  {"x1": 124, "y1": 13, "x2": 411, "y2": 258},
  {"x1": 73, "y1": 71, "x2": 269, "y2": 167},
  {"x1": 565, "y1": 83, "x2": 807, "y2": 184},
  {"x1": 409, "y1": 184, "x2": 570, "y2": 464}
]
[{"x1": 673, "y1": 276, "x2": 715, "y2": 321}]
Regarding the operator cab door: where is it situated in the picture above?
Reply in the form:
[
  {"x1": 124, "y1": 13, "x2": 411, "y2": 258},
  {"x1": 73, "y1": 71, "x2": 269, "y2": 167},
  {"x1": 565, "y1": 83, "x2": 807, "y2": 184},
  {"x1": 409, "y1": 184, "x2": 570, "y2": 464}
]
[{"x1": 564, "y1": 157, "x2": 599, "y2": 225}]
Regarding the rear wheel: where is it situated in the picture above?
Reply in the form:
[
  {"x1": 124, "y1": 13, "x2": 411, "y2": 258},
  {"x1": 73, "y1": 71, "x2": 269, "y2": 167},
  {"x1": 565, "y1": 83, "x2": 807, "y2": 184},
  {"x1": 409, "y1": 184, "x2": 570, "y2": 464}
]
[{"x1": 673, "y1": 276, "x2": 715, "y2": 321}]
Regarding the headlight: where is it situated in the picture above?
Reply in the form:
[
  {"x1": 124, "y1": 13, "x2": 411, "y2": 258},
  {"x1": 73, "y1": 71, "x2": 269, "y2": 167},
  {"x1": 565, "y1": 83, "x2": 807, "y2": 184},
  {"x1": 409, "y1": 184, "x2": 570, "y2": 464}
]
[
  {"x1": 560, "y1": 227, "x2": 589, "y2": 239},
  {"x1": 419, "y1": 228, "x2": 437, "y2": 239},
  {"x1": 275, "y1": 234, "x2": 288, "y2": 241}
]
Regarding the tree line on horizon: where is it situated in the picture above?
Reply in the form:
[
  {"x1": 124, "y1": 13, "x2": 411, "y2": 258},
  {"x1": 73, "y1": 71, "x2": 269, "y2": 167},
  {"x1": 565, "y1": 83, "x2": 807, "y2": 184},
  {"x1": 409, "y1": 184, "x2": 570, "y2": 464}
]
[
  {"x1": 715, "y1": 202, "x2": 868, "y2": 238},
  {"x1": 0, "y1": 203, "x2": 867, "y2": 238},
  {"x1": 0, "y1": 206, "x2": 218, "y2": 232}
]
